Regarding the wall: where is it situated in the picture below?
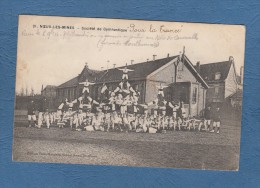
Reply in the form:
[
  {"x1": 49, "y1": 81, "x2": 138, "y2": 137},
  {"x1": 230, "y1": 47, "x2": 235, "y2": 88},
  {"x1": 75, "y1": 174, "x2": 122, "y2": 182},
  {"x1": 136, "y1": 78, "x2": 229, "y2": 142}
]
[
  {"x1": 145, "y1": 62, "x2": 175, "y2": 102},
  {"x1": 15, "y1": 95, "x2": 42, "y2": 110},
  {"x1": 176, "y1": 61, "x2": 197, "y2": 83},
  {"x1": 15, "y1": 95, "x2": 57, "y2": 111},
  {"x1": 41, "y1": 88, "x2": 57, "y2": 98},
  {"x1": 189, "y1": 83, "x2": 206, "y2": 117},
  {"x1": 198, "y1": 86, "x2": 206, "y2": 116},
  {"x1": 56, "y1": 86, "x2": 78, "y2": 102},
  {"x1": 225, "y1": 63, "x2": 238, "y2": 98},
  {"x1": 206, "y1": 83, "x2": 225, "y2": 103},
  {"x1": 205, "y1": 63, "x2": 238, "y2": 105},
  {"x1": 146, "y1": 60, "x2": 198, "y2": 103},
  {"x1": 190, "y1": 83, "x2": 198, "y2": 116}
]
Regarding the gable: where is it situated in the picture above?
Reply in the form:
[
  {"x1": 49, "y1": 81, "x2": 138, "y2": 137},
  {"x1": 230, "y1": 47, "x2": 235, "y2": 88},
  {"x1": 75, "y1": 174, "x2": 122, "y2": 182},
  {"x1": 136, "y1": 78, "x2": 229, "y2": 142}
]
[
  {"x1": 225, "y1": 61, "x2": 238, "y2": 98},
  {"x1": 78, "y1": 66, "x2": 101, "y2": 83},
  {"x1": 183, "y1": 56, "x2": 209, "y2": 88},
  {"x1": 146, "y1": 55, "x2": 208, "y2": 89},
  {"x1": 146, "y1": 59, "x2": 177, "y2": 83},
  {"x1": 200, "y1": 61, "x2": 232, "y2": 83}
]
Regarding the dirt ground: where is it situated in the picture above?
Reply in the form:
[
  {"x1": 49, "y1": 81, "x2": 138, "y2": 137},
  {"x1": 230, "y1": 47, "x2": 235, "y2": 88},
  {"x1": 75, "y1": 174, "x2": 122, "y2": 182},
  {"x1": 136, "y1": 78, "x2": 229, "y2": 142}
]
[{"x1": 12, "y1": 123, "x2": 241, "y2": 170}]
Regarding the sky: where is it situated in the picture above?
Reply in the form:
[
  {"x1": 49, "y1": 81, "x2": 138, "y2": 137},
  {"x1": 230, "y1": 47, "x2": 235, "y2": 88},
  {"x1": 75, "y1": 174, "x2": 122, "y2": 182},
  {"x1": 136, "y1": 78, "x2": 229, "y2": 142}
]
[{"x1": 16, "y1": 15, "x2": 246, "y2": 94}]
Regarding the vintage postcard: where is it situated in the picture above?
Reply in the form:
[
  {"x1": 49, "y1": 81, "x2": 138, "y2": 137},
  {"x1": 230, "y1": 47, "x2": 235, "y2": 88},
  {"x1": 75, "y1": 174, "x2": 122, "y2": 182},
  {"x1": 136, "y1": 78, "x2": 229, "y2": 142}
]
[{"x1": 13, "y1": 15, "x2": 245, "y2": 170}]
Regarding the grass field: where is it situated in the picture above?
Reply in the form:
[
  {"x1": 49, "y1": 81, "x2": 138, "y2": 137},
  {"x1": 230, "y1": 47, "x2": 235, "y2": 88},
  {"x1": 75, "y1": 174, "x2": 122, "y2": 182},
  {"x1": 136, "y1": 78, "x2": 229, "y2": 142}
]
[{"x1": 13, "y1": 119, "x2": 241, "y2": 170}]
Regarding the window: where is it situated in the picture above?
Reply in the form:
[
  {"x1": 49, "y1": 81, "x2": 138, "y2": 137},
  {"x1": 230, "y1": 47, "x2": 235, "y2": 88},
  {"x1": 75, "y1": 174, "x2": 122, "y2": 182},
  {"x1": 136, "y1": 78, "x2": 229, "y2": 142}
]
[
  {"x1": 132, "y1": 84, "x2": 139, "y2": 91},
  {"x1": 214, "y1": 87, "x2": 219, "y2": 96},
  {"x1": 215, "y1": 72, "x2": 221, "y2": 80},
  {"x1": 74, "y1": 88, "x2": 77, "y2": 98},
  {"x1": 68, "y1": 89, "x2": 71, "y2": 100},
  {"x1": 66, "y1": 89, "x2": 68, "y2": 99},
  {"x1": 213, "y1": 98, "x2": 221, "y2": 102},
  {"x1": 135, "y1": 84, "x2": 139, "y2": 91},
  {"x1": 192, "y1": 87, "x2": 197, "y2": 104}
]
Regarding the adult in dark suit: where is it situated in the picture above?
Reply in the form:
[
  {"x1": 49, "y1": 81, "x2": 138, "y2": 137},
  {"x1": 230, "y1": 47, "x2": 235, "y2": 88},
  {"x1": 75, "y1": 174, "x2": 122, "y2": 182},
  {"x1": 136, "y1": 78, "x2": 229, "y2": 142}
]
[
  {"x1": 204, "y1": 105, "x2": 212, "y2": 131},
  {"x1": 27, "y1": 100, "x2": 37, "y2": 127},
  {"x1": 210, "y1": 107, "x2": 221, "y2": 133}
]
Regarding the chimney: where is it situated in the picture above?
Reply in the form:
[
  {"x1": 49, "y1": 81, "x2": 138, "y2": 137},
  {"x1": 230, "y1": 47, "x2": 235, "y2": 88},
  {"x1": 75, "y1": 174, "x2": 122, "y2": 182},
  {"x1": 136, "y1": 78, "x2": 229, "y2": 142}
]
[
  {"x1": 85, "y1": 62, "x2": 88, "y2": 68},
  {"x1": 196, "y1": 61, "x2": 200, "y2": 73},
  {"x1": 107, "y1": 60, "x2": 109, "y2": 72},
  {"x1": 147, "y1": 58, "x2": 149, "y2": 62},
  {"x1": 229, "y1": 56, "x2": 234, "y2": 63},
  {"x1": 113, "y1": 64, "x2": 116, "y2": 68},
  {"x1": 153, "y1": 54, "x2": 157, "y2": 61},
  {"x1": 167, "y1": 53, "x2": 170, "y2": 58},
  {"x1": 131, "y1": 60, "x2": 134, "y2": 65}
]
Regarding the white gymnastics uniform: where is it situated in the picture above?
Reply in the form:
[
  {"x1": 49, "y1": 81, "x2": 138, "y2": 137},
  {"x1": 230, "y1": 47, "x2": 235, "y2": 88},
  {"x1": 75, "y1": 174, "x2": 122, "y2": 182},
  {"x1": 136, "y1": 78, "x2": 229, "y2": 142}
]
[
  {"x1": 45, "y1": 113, "x2": 50, "y2": 128},
  {"x1": 37, "y1": 112, "x2": 43, "y2": 128},
  {"x1": 118, "y1": 67, "x2": 134, "y2": 80}
]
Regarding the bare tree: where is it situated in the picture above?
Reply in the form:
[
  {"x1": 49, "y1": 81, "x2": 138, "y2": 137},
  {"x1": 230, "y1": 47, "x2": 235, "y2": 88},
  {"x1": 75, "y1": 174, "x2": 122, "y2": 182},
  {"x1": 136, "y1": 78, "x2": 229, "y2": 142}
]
[
  {"x1": 31, "y1": 87, "x2": 34, "y2": 96},
  {"x1": 25, "y1": 87, "x2": 28, "y2": 96},
  {"x1": 21, "y1": 87, "x2": 24, "y2": 96}
]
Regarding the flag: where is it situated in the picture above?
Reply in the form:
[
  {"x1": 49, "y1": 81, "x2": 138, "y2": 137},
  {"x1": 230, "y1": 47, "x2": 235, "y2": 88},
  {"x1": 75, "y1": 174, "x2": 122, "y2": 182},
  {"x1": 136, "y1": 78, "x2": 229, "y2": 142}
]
[
  {"x1": 58, "y1": 103, "x2": 64, "y2": 110},
  {"x1": 101, "y1": 84, "x2": 108, "y2": 93}
]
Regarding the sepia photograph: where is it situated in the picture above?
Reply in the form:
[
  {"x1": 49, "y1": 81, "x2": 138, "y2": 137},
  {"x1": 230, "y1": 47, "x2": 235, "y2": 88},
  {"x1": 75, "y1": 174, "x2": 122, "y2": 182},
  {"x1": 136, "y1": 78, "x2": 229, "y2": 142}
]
[{"x1": 13, "y1": 15, "x2": 245, "y2": 171}]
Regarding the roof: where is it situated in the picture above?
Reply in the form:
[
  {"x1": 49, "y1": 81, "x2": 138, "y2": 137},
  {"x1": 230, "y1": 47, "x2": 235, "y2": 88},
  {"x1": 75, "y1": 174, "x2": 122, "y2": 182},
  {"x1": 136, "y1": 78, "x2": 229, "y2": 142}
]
[
  {"x1": 199, "y1": 61, "x2": 232, "y2": 83},
  {"x1": 183, "y1": 56, "x2": 209, "y2": 88},
  {"x1": 57, "y1": 54, "x2": 209, "y2": 89},
  {"x1": 58, "y1": 65, "x2": 101, "y2": 88},
  {"x1": 95, "y1": 56, "x2": 178, "y2": 83},
  {"x1": 78, "y1": 65, "x2": 101, "y2": 83},
  {"x1": 43, "y1": 85, "x2": 56, "y2": 89},
  {"x1": 58, "y1": 76, "x2": 78, "y2": 88}
]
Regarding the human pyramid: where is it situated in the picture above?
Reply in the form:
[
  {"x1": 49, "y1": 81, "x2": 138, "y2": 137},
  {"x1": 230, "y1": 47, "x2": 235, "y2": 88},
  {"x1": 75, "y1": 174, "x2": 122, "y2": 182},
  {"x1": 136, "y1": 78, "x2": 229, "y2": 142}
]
[{"x1": 32, "y1": 65, "x2": 214, "y2": 133}]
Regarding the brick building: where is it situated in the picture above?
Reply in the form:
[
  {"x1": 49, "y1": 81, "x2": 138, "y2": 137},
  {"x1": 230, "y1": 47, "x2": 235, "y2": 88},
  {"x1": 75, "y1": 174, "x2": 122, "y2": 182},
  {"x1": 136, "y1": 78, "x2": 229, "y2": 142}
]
[
  {"x1": 197, "y1": 56, "x2": 239, "y2": 105},
  {"x1": 41, "y1": 85, "x2": 57, "y2": 98},
  {"x1": 56, "y1": 52, "x2": 209, "y2": 117},
  {"x1": 41, "y1": 85, "x2": 57, "y2": 111}
]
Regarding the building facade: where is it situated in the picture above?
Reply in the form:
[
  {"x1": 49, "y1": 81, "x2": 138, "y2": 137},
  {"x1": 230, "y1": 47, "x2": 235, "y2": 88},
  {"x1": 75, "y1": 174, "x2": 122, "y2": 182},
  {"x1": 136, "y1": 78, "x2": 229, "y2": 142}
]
[
  {"x1": 41, "y1": 85, "x2": 57, "y2": 111},
  {"x1": 41, "y1": 85, "x2": 57, "y2": 98},
  {"x1": 56, "y1": 53, "x2": 209, "y2": 117},
  {"x1": 198, "y1": 56, "x2": 239, "y2": 105},
  {"x1": 56, "y1": 66, "x2": 100, "y2": 103}
]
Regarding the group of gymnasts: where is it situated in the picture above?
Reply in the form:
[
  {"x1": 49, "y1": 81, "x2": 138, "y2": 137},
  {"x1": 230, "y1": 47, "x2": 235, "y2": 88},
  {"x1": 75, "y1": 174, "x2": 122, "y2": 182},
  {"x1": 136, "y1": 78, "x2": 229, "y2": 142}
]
[{"x1": 27, "y1": 65, "x2": 221, "y2": 134}]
